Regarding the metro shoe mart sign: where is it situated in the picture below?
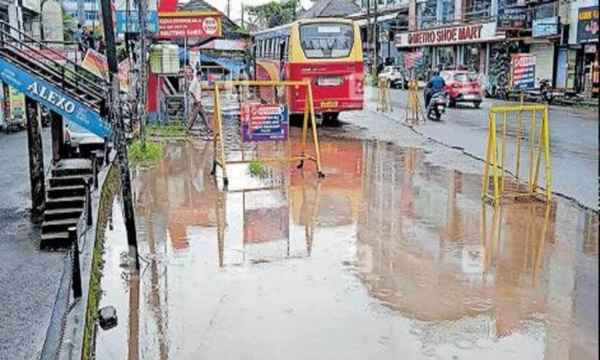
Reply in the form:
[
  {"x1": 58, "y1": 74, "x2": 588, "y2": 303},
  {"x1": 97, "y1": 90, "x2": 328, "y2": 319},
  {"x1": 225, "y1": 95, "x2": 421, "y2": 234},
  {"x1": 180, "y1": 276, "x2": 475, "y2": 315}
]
[{"x1": 395, "y1": 22, "x2": 503, "y2": 47}]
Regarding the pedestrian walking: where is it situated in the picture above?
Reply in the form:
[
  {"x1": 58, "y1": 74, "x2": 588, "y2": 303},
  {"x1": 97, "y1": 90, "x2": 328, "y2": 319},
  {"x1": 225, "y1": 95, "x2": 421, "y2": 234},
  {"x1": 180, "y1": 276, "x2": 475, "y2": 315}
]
[
  {"x1": 76, "y1": 24, "x2": 84, "y2": 52},
  {"x1": 186, "y1": 70, "x2": 211, "y2": 132},
  {"x1": 85, "y1": 28, "x2": 95, "y2": 51}
]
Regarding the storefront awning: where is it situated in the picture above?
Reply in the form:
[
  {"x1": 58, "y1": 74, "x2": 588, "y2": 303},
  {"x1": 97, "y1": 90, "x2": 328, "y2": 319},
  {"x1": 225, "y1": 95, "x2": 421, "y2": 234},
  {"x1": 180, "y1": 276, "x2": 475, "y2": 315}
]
[
  {"x1": 199, "y1": 54, "x2": 245, "y2": 73},
  {"x1": 356, "y1": 12, "x2": 400, "y2": 27}
]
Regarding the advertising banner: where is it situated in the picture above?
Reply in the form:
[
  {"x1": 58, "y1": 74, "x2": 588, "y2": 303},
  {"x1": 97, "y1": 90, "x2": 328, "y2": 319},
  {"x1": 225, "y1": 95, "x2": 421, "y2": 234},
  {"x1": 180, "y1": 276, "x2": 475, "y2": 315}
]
[
  {"x1": 118, "y1": 60, "x2": 130, "y2": 93},
  {"x1": 497, "y1": 6, "x2": 531, "y2": 30},
  {"x1": 22, "y1": 49, "x2": 79, "y2": 65},
  {"x1": 397, "y1": 22, "x2": 501, "y2": 47},
  {"x1": 9, "y1": 86, "x2": 25, "y2": 121},
  {"x1": 157, "y1": 12, "x2": 221, "y2": 39},
  {"x1": 81, "y1": 49, "x2": 109, "y2": 79},
  {"x1": 241, "y1": 103, "x2": 289, "y2": 142},
  {"x1": 0, "y1": 57, "x2": 112, "y2": 138},
  {"x1": 0, "y1": 82, "x2": 4, "y2": 127},
  {"x1": 577, "y1": 6, "x2": 599, "y2": 43},
  {"x1": 532, "y1": 17, "x2": 559, "y2": 37},
  {"x1": 511, "y1": 54, "x2": 536, "y2": 90},
  {"x1": 404, "y1": 51, "x2": 423, "y2": 70}
]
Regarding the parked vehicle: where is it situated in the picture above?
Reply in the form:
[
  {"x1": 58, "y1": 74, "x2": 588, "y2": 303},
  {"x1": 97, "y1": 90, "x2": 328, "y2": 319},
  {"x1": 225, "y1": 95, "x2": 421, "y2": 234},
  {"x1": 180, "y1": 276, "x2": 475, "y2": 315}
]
[
  {"x1": 379, "y1": 66, "x2": 407, "y2": 89},
  {"x1": 425, "y1": 91, "x2": 448, "y2": 121},
  {"x1": 441, "y1": 71, "x2": 483, "y2": 108},
  {"x1": 253, "y1": 18, "x2": 364, "y2": 126},
  {"x1": 64, "y1": 121, "x2": 102, "y2": 153}
]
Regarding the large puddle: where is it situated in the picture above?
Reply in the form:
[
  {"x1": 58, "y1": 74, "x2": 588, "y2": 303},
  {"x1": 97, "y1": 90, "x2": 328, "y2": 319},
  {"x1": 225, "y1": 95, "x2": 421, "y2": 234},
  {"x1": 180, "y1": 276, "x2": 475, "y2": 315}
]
[{"x1": 96, "y1": 135, "x2": 598, "y2": 360}]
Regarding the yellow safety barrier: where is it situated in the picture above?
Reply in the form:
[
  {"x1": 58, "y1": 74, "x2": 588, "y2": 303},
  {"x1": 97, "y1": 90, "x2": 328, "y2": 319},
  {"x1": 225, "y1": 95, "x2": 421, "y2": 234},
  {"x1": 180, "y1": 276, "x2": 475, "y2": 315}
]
[
  {"x1": 403, "y1": 80, "x2": 425, "y2": 125},
  {"x1": 482, "y1": 102, "x2": 551, "y2": 204},
  {"x1": 377, "y1": 77, "x2": 393, "y2": 112},
  {"x1": 211, "y1": 80, "x2": 324, "y2": 187}
]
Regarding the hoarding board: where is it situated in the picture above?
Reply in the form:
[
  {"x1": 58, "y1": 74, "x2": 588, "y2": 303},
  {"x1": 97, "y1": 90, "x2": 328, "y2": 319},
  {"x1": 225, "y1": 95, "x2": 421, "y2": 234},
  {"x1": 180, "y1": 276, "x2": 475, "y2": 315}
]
[
  {"x1": 511, "y1": 53, "x2": 536, "y2": 90},
  {"x1": 157, "y1": 12, "x2": 221, "y2": 39},
  {"x1": 241, "y1": 103, "x2": 289, "y2": 142}
]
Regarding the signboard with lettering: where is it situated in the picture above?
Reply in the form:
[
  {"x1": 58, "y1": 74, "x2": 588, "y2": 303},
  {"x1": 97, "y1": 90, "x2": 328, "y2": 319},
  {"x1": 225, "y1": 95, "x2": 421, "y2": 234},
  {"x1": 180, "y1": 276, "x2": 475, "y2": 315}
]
[
  {"x1": 497, "y1": 6, "x2": 531, "y2": 30},
  {"x1": 241, "y1": 103, "x2": 289, "y2": 142},
  {"x1": 9, "y1": 86, "x2": 25, "y2": 121},
  {"x1": 511, "y1": 54, "x2": 536, "y2": 90},
  {"x1": 0, "y1": 57, "x2": 112, "y2": 138},
  {"x1": 116, "y1": 11, "x2": 159, "y2": 35},
  {"x1": 157, "y1": 12, "x2": 221, "y2": 39},
  {"x1": 21, "y1": 49, "x2": 79, "y2": 65},
  {"x1": 404, "y1": 51, "x2": 424, "y2": 70},
  {"x1": 533, "y1": 17, "x2": 559, "y2": 37},
  {"x1": 577, "y1": 6, "x2": 599, "y2": 43},
  {"x1": 396, "y1": 22, "x2": 501, "y2": 47}
]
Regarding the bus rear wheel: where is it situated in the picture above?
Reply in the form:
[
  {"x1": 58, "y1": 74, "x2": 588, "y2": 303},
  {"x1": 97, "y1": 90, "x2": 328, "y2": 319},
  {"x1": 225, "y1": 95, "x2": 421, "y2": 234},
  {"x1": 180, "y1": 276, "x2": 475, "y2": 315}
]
[{"x1": 322, "y1": 112, "x2": 340, "y2": 126}]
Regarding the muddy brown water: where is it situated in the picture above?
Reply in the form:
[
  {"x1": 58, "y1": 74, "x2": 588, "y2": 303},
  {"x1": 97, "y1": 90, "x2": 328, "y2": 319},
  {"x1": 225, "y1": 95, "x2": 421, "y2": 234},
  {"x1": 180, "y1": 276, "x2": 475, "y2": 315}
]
[{"x1": 95, "y1": 135, "x2": 598, "y2": 360}]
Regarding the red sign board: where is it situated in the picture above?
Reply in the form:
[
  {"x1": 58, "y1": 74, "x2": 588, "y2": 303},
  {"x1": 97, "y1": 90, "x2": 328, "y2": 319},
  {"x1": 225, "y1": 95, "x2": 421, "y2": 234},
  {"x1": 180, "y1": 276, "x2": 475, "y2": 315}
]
[{"x1": 157, "y1": 12, "x2": 222, "y2": 39}]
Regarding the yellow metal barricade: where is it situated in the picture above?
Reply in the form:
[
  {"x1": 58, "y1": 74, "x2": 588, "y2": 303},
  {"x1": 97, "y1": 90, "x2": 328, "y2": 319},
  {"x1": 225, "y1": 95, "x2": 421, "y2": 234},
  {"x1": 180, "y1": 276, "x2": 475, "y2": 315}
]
[
  {"x1": 482, "y1": 103, "x2": 552, "y2": 204},
  {"x1": 403, "y1": 80, "x2": 425, "y2": 125},
  {"x1": 377, "y1": 77, "x2": 392, "y2": 112},
  {"x1": 211, "y1": 80, "x2": 324, "y2": 187}
]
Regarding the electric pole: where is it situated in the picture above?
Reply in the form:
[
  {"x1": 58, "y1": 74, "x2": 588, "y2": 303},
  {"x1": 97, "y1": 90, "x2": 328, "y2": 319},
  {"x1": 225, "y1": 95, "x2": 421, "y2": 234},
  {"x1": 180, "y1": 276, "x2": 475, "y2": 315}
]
[
  {"x1": 227, "y1": 0, "x2": 231, "y2": 18},
  {"x1": 373, "y1": 0, "x2": 378, "y2": 75},
  {"x1": 136, "y1": 0, "x2": 147, "y2": 151},
  {"x1": 100, "y1": 0, "x2": 140, "y2": 270},
  {"x1": 366, "y1": 0, "x2": 371, "y2": 73}
]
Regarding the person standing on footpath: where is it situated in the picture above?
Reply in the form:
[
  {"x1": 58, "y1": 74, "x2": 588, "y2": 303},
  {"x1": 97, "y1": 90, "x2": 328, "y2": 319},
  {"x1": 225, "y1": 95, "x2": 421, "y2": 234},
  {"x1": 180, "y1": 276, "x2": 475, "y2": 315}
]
[{"x1": 186, "y1": 70, "x2": 211, "y2": 133}]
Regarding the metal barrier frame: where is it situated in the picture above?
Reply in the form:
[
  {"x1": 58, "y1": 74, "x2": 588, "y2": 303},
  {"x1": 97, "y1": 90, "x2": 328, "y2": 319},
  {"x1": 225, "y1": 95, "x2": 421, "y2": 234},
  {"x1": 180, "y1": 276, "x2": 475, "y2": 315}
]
[
  {"x1": 377, "y1": 77, "x2": 393, "y2": 112},
  {"x1": 211, "y1": 80, "x2": 324, "y2": 186},
  {"x1": 482, "y1": 104, "x2": 552, "y2": 204},
  {"x1": 404, "y1": 80, "x2": 425, "y2": 125}
]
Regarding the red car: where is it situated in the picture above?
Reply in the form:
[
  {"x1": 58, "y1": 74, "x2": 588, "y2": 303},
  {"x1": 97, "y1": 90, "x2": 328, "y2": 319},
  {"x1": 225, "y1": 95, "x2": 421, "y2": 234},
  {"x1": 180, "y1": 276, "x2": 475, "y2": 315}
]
[{"x1": 440, "y1": 71, "x2": 483, "y2": 108}]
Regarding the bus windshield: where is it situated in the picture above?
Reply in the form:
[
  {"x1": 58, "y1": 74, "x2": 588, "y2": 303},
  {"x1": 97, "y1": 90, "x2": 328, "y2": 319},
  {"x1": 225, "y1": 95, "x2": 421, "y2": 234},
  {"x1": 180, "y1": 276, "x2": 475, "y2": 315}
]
[{"x1": 300, "y1": 23, "x2": 353, "y2": 59}]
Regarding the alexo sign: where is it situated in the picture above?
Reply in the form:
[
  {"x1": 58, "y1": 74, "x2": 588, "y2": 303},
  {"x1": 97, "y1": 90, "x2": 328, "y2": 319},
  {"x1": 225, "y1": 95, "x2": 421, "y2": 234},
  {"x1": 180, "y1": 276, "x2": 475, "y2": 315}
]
[
  {"x1": 158, "y1": 12, "x2": 222, "y2": 39},
  {"x1": 396, "y1": 22, "x2": 501, "y2": 47}
]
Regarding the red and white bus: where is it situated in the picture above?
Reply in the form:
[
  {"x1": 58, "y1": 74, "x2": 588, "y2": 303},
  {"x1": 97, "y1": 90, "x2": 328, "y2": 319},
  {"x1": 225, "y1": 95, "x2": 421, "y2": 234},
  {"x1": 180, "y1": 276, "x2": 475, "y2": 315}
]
[{"x1": 253, "y1": 18, "x2": 364, "y2": 124}]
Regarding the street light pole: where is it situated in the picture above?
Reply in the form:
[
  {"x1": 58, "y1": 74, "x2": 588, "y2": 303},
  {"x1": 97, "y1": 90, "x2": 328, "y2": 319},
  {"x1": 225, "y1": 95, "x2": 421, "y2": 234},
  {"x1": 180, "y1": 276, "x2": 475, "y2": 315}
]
[{"x1": 100, "y1": 0, "x2": 140, "y2": 270}]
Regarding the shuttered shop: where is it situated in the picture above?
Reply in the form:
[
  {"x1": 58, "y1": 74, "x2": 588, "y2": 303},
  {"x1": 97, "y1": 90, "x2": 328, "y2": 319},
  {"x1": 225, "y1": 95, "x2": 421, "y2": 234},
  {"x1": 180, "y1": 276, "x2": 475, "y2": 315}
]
[{"x1": 529, "y1": 43, "x2": 554, "y2": 87}]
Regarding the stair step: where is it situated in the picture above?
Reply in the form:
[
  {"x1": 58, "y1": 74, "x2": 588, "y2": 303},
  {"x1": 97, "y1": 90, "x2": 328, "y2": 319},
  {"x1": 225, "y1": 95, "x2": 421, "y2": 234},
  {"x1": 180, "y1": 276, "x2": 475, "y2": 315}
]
[
  {"x1": 45, "y1": 196, "x2": 85, "y2": 210},
  {"x1": 52, "y1": 159, "x2": 92, "y2": 177},
  {"x1": 49, "y1": 175, "x2": 91, "y2": 187},
  {"x1": 42, "y1": 218, "x2": 80, "y2": 234},
  {"x1": 47, "y1": 185, "x2": 86, "y2": 199},
  {"x1": 44, "y1": 207, "x2": 84, "y2": 221},
  {"x1": 40, "y1": 231, "x2": 72, "y2": 249}
]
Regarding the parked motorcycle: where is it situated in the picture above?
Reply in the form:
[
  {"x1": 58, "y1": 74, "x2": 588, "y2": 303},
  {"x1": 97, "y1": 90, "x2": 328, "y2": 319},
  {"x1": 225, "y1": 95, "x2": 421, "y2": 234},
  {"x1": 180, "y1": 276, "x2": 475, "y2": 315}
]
[
  {"x1": 426, "y1": 91, "x2": 449, "y2": 121},
  {"x1": 539, "y1": 78, "x2": 553, "y2": 104}
]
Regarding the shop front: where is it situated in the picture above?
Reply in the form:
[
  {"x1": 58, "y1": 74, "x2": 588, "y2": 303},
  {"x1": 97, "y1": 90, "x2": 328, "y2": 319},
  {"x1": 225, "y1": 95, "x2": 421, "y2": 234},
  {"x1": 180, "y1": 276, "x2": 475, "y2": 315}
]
[
  {"x1": 395, "y1": 22, "x2": 505, "y2": 77},
  {"x1": 570, "y1": 5, "x2": 599, "y2": 95}
]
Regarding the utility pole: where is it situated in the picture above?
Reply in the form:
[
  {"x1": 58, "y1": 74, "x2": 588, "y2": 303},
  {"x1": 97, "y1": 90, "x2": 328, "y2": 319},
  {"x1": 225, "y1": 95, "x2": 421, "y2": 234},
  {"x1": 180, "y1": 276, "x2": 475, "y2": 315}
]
[
  {"x1": 373, "y1": 0, "x2": 378, "y2": 75},
  {"x1": 366, "y1": 0, "x2": 372, "y2": 73},
  {"x1": 100, "y1": 0, "x2": 140, "y2": 270},
  {"x1": 241, "y1": 2, "x2": 244, "y2": 28},
  {"x1": 227, "y1": 0, "x2": 231, "y2": 18},
  {"x1": 136, "y1": 0, "x2": 147, "y2": 152}
]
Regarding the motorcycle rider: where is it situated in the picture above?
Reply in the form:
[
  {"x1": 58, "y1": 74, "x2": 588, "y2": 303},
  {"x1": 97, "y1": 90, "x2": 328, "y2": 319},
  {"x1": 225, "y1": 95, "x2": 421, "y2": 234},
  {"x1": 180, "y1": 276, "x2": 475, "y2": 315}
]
[{"x1": 425, "y1": 71, "x2": 446, "y2": 108}]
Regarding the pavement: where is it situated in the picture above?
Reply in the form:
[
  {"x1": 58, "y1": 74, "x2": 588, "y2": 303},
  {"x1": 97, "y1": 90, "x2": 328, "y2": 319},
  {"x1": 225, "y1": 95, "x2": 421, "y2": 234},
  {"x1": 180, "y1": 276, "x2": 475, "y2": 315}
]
[
  {"x1": 364, "y1": 86, "x2": 598, "y2": 210},
  {"x1": 0, "y1": 128, "x2": 66, "y2": 359}
]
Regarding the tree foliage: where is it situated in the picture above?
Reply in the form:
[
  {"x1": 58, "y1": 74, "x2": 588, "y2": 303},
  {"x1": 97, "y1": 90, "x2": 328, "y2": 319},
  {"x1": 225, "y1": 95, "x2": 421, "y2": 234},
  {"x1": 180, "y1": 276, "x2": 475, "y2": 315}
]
[{"x1": 247, "y1": 0, "x2": 299, "y2": 29}]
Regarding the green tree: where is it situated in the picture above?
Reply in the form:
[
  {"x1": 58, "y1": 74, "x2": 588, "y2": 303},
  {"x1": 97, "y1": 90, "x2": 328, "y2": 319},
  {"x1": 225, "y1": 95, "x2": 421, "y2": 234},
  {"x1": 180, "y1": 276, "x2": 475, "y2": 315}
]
[
  {"x1": 247, "y1": 0, "x2": 299, "y2": 29},
  {"x1": 62, "y1": 10, "x2": 75, "y2": 42}
]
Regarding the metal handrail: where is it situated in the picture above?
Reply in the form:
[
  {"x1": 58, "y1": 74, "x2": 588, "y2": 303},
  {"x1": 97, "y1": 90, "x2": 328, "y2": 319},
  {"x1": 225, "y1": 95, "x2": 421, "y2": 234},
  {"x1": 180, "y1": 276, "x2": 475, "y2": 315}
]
[
  {"x1": 0, "y1": 34, "x2": 105, "y2": 106},
  {"x1": 0, "y1": 29, "x2": 105, "y2": 102},
  {"x1": 0, "y1": 20, "x2": 107, "y2": 88}
]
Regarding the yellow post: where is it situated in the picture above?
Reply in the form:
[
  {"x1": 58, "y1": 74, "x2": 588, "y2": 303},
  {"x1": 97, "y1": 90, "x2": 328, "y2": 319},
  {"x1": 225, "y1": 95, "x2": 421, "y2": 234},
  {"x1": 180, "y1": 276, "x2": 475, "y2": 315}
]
[
  {"x1": 528, "y1": 108, "x2": 536, "y2": 194},
  {"x1": 515, "y1": 110, "x2": 522, "y2": 181},
  {"x1": 482, "y1": 112, "x2": 493, "y2": 199},
  {"x1": 500, "y1": 111, "x2": 507, "y2": 195},
  {"x1": 307, "y1": 84, "x2": 324, "y2": 177},
  {"x1": 491, "y1": 115, "x2": 500, "y2": 202},
  {"x1": 214, "y1": 85, "x2": 229, "y2": 186},
  {"x1": 300, "y1": 94, "x2": 309, "y2": 159},
  {"x1": 543, "y1": 105, "x2": 552, "y2": 200}
]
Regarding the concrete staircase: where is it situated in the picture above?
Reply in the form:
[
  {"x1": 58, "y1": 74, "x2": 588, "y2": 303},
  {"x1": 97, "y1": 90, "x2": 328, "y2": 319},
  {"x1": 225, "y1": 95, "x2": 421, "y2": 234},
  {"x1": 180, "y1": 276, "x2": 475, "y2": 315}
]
[{"x1": 40, "y1": 159, "x2": 93, "y2": 249}]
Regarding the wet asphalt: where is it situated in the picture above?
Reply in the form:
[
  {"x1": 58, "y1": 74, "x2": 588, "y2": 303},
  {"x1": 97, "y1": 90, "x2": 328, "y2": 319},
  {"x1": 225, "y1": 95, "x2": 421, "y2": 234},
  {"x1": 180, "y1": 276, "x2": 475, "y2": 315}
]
[
  {"x1": 365, "y1": 87, "x2": 598, "y2": 210},
  {"x1": 0, "y1": 128, "x2": 65, "y2": 359}
]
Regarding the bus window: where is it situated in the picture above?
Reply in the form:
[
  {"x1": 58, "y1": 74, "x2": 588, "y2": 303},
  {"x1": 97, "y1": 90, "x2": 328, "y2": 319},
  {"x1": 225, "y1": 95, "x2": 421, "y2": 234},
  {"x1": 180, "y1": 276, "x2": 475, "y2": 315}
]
[
  {"x1": 300, "y1": 23, "x2": 354, "y2": 59},
  {"x1": 283, "y1": 37, "x2": 289, "y2": 61}
]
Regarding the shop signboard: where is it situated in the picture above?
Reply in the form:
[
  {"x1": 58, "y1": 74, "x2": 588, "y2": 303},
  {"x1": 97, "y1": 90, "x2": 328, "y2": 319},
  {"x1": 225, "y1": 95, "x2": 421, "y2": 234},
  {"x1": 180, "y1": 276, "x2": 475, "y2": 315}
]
[
  {"x1": 577, "y1": 6, "x2": 599, "y2": 43},
  {"x1": 157, "y1": 12, "x2": 221, "y2": 39},
  {"x1": 397, "y1": 22, "x2": 501, "y2": 47},
  {"x1": 511, "y1": 54, "x2": 536, "y2": 90},
  {"x1": 404, "y1": 51, "x2": 424, "y2": 70},
  {"x1": 241, "y1": 103, "x2": 289, "y2": 142},
  {"x1": 81, "y1": 49, "x2": 109, "y2": 79},
  {"x1": 497, "y1": 6, "x2": 531, "y2": 30},
  {"x1": 532, "y1": 16, "x2": 559, "y2": 37},
  {"x1": 21, "y1": 49, "x2": 79, "y2": 65},
  {"x1": 0, "y1": 82, "x2": 4, "y2": 128},
  {"x1": 9, "y1": 86, "x2": 25, "y2": 121},
  {"x1": 115, "y1": 11, "x2": 159, "y2": 35}
]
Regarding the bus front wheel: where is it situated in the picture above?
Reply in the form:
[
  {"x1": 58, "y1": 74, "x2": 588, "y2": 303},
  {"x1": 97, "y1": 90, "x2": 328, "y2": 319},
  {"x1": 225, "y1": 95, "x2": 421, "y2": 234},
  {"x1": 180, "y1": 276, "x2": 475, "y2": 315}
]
[{"x1": 322, "y1": 112, "x2": 340, "y2": 127}]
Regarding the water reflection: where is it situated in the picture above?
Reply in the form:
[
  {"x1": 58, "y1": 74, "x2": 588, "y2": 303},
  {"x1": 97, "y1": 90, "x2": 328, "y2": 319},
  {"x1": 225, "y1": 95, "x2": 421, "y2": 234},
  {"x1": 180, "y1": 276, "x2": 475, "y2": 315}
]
[
  {"x1": 97, "y1": 137, "x2": 598, "y2": 360},
  {"x1": 356, "y1": 140, "x2": 598, "y2": 359}
]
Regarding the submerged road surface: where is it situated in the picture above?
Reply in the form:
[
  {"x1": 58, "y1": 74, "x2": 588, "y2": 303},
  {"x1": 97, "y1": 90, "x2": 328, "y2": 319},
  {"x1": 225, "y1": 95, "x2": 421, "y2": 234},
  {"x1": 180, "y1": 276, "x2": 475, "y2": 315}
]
[{"x1": 96, "y1": 135, "x2": 597, "y2": 360}]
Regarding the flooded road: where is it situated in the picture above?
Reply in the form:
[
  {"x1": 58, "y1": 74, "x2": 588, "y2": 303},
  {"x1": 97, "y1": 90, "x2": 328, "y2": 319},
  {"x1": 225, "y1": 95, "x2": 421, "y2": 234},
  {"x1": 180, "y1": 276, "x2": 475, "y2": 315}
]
[{"x1": 96, "y1": 135, "x2": 598, "y2": 360}]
